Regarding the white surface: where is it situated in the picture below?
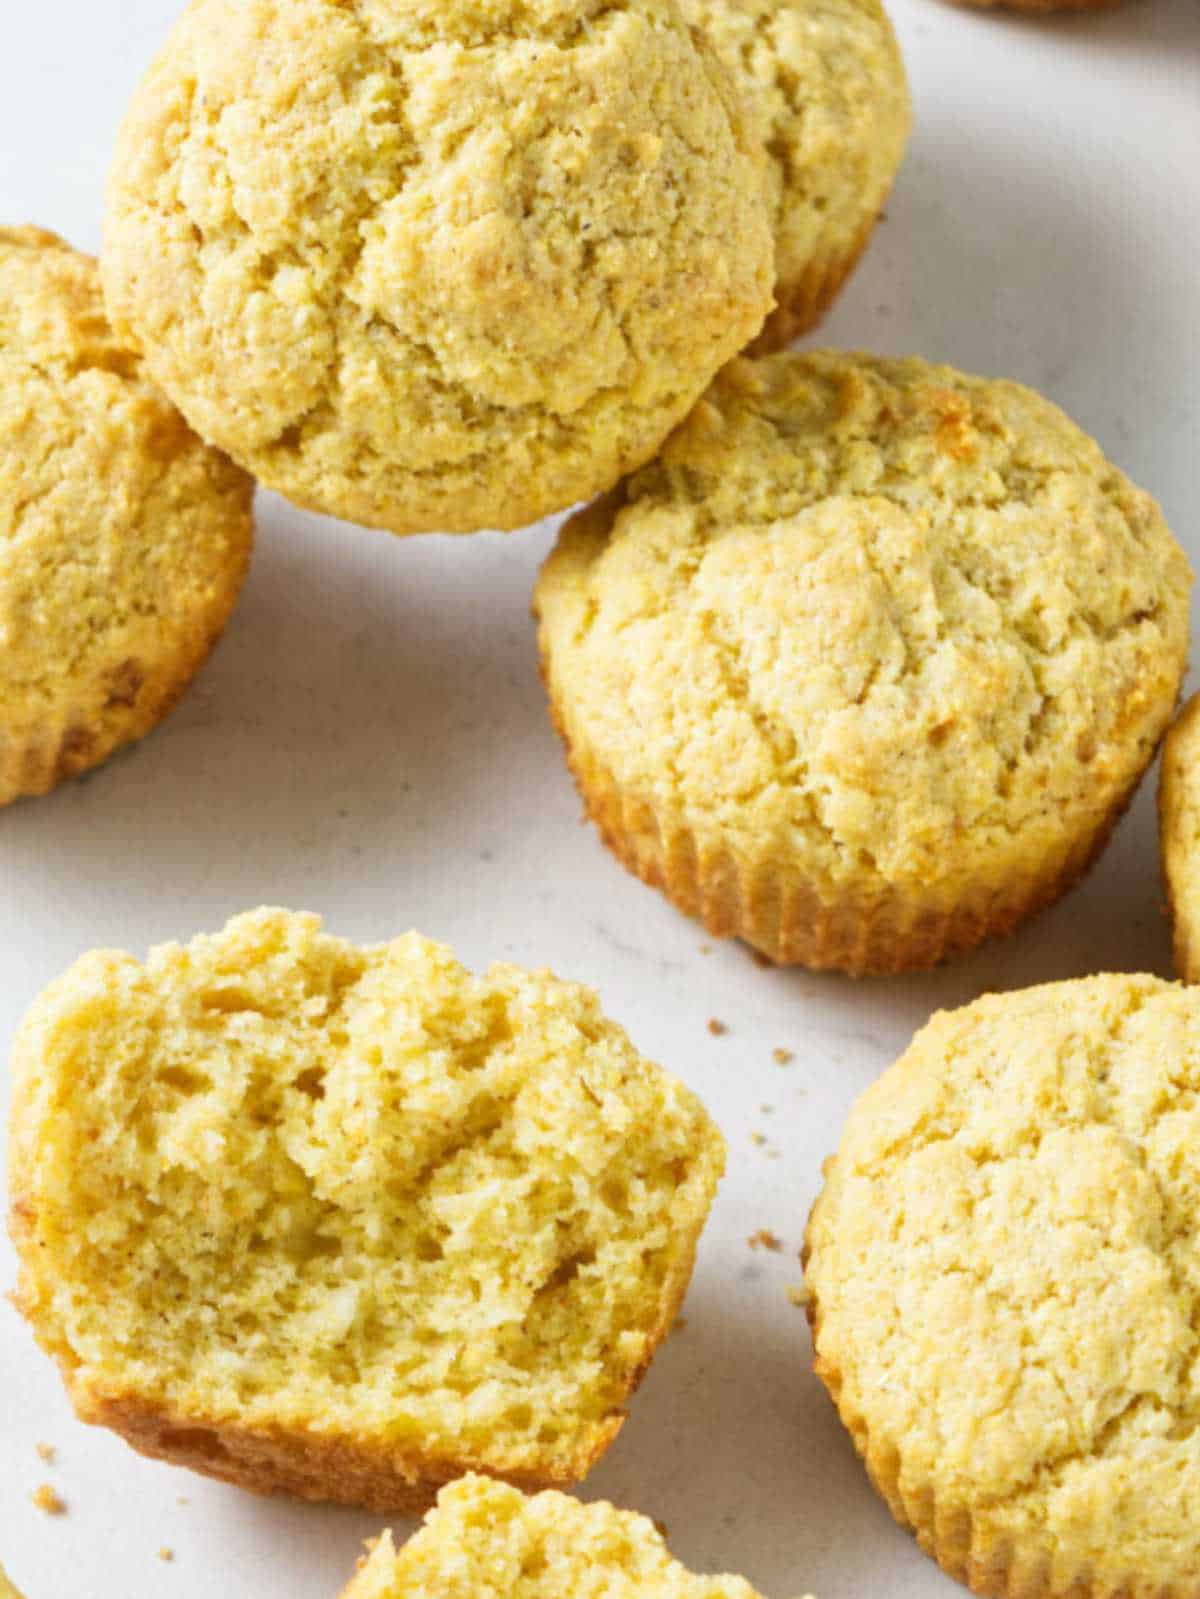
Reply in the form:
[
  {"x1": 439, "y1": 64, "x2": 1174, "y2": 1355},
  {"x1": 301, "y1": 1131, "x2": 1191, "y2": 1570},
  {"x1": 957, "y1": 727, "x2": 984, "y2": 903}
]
[{"x1": 1, "y1": 2, "x2": 1198, "y2": 1595}]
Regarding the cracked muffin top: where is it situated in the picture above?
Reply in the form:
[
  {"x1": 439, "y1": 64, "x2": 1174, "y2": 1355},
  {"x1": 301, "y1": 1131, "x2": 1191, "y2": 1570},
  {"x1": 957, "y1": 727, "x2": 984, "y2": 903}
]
[
  {"x1": 535, "y1": 349, "x2": 1191, "y2": 902},
  {"x1": 806, "y1": 974, "x2": 1200, "y2": 1591},
  {"x1": 102, "y1": 0, "x2": 774, "y2": 536}
]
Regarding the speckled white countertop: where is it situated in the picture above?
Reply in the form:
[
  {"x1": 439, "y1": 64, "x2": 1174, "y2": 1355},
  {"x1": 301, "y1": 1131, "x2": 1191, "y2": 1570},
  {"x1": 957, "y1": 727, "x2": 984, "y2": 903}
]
[{"x1": 1, "y1": 3, "x2": 1198, "y2": 1595}]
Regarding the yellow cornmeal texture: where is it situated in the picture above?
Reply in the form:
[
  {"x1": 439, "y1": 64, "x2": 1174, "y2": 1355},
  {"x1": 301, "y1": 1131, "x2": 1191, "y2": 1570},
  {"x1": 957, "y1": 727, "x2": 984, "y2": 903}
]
[
  {"x1": 684, "y1": 0, "x2": 909, "y2": 352},
  {"x1": 0, "y1": 226, "x2": 253, "y2": 803},
  {"x1": 535, "y1": 350, "x2": 1192, "y2": 975},
  {"x1": 341, "y1": 1476, "x2": 780, "y2": 1599},
  {"x1": 1159, "y1": 694, "x2": 1200, "y2": 983},
  {"x1": 102, "y1": 0, "x2": 774, "y2": 537},
  {"x1": 8, "y1": 909, "x2": 725, "y2": 1513},
  {"x1": 806, "y1": 975, "x2": 1200, "y2": 1599}
]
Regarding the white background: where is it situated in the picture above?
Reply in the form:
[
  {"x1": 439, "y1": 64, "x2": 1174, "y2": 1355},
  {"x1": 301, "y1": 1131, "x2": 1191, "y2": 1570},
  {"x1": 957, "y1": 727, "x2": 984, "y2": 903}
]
[{"x1": 1, "y1": 2, "x2": 1198, "y2": 1595}]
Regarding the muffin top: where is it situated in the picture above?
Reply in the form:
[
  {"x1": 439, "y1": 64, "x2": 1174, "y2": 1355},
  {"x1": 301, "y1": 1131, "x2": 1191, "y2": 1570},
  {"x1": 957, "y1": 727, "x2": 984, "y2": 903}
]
[
  {"x1": 9, "y1": 908, "x2": 723, "y2": 1489},
  {"x1": 684, "y1": 0, "x2": 908, "y2": 321},
  {"x1": 1160, "y1": 694, "x2": 1200, "y2": 982},
  {"x1": 0, "y1": 226, "x2": 252, "y2": 724},
  {"x1": 347, "y1": 1475, "x2": 767, "y2": 1598},
  {"x1": 536, "y1": 351, "x2": 1192, "y2": 900},
  {"x1": 103, "y1": 0, "x2": 774, "y2": 537},
  {"x1": 806, "y1": 974, "x2": 1200, "y2": 1588}
]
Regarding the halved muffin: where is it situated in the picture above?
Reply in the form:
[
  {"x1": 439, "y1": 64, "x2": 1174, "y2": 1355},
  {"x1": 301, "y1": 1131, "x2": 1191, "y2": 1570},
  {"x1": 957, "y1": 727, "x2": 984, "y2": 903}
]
[{"x1": 9, "y1": 909, "x2": 724, "y2": 1511}]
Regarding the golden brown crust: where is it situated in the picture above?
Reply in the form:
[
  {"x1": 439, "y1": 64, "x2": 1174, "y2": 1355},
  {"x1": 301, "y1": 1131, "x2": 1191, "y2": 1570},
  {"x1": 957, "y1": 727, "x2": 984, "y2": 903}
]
[
  {"x1": 534, "y1": 351, "x2": 1191, "y2": 977},
  {"x1": 72, "y1": 1390, "x2": 612, "y2": 1516},
  {"x1": 0, "y1": 602, "x2": 240, "y2": 805},
  {"x1": 544, "y1": 653, "x2": 1143, "y2": 977},
  {"x1": 86, "y1": 1311, "x2": 678, "y2": 1514},
  {"x1": 10, "y1": 1172, "x2": 701, "y2": 1512}
]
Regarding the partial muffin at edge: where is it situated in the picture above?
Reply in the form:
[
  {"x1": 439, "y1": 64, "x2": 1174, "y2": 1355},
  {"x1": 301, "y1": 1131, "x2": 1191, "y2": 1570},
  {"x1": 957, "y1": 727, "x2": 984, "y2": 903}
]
[
  {"x1": 805, "y1": 974, "x2": 1200, "y2": 1599},
  {"x1": 534, "y1": 349, "x2": 1192, "y2": 976},
  {"x1": 339, "y1": 1475, "x2": 780, "y2": 1598},
  {"x1": 0, "y1": 225, "x2": 253, "y2": 802},
  {"x1": 1160, "y1": 693, "x2": 1200, "y2": 982}
]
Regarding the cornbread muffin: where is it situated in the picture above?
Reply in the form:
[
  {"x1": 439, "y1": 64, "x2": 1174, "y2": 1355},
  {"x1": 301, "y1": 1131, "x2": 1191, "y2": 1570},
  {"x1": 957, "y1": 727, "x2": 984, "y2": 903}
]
[
  {"x1": 8, "y1": 909, "x2": 724, "y2": 1513},
  {"x1": 535, "y1": 350, "x2": 1192, "y2": 975},
  {"x1": 686, "y1": 0, "x2": 909, "y2": 353},
  {"x1": 340, "y1": 1475, "x2": 780, "y2": 1599},
  {"x1": 102, "y1": 0, "x2": 774, "y2": 538},
  {"x1": 0, "y1": 226, "x2": 253, "y2": 802},
  {"x1": 806, "y1": 974, "x2": 1200, "y2": 1599},
  {"x1": 1160, "y1": 693, "x2": 1200, "y2": 982},
  {"x1": 0, "y1": 1566, "x2": 24, "y2": 1599}
]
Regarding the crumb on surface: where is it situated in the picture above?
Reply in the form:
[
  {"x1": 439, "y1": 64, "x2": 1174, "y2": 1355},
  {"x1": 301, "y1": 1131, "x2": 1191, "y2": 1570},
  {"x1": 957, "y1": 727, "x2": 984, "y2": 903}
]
[
  {"x1": 671, "y1": 1315, "x2": 688, "y2": 1335},
  {"x1": 158, "y1": 1548, "x2": 174, "y2": 1563},
  {"x1": 34, "y1": 1443, "x2": 55, "y2": 1464},
  {"x1": 773, "y1": 1047, "x2": 794, "y2": 1065},
  {"x1": 32, "y1": 1483, "x2": 65, "y2": 1515},
  {"x1": 749, "y1": 1229, "x2": 783, "y2": 1252},
  {"x1": 707, "y1": 1017, "x2": 727, "y2": 1036},
  {"x1": 751, "y1": 1131, "x2": 767, "y2": 1147},
  {"x1": 787, "y1": 1284, "x2": 811, "y2": 1308}
]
